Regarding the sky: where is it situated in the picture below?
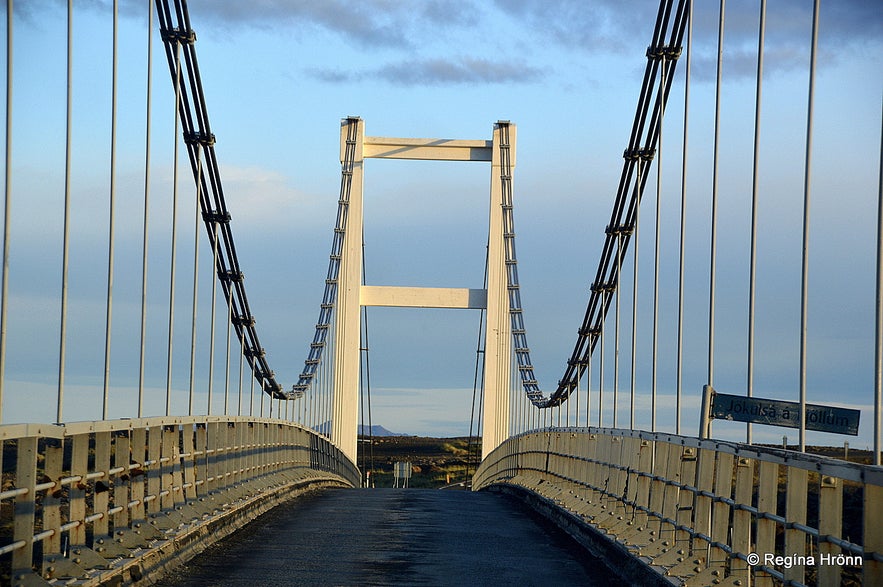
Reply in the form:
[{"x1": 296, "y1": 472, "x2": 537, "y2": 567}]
[{"x1": 2, "y1": 1, "x2": 882, "y2": 448}]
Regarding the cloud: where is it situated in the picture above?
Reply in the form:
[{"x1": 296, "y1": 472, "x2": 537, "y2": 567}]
[
  {"x1": 493, "y1": 0, "x2": 882, "y2": 81},
  {"x1": 493, "y1": 0, "x2": 656, "y2": 54},
  {"x1": 9, "y1": 0, "x2": 471, "y2": 49},
  {"x1": 377, "y1": 57, "x2": 545, "y2": 85},
  {"x1": 311, "y1": 57, "x2": 545, "y2": 86},
  {"x1": 72, "y1": 0, "x2": 877, "y2": 89},
  {"x1": 685, "y1": 0, "x2": 883, "y2": 81},
  {"x1": 194, "y1": 0, "x2": 409, "y2": 48},
  {"x1": 219, "y1": 164, "x2": 327, "y2": 231},
  {"x1": 25, "y1": 0, "x2": 881, "y2": 64},
  {"x1": 180, "y1": 0, "x2": 481, "y2": 50},
  {"x1": 494, "y1": 0, "x2": 881, "y2": 51}
]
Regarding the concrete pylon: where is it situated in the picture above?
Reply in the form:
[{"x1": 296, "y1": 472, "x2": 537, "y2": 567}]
[
  {"x1": 331, "y1": 118, "x2": 365, "y2": 462},
  {"x1": 331, "y1": 118, "x2": 516, "y2": 465},
  {"x1": 481, "y1": 122, "x2": 516, "y2": 460}
]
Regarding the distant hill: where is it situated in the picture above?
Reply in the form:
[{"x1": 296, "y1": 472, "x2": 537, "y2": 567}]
[
  {"x1": 359, "y1": 424, "x2": 407, "y2": 437},
  {"x1": 313, "y1": 421, "x2": 406, "y2": 437}
]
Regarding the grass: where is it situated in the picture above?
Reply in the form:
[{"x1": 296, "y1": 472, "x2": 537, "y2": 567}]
[{"x1": 356, "y1": 435, "x2": 480, "y2": 489}]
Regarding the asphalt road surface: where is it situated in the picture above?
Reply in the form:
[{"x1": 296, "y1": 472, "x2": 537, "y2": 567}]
[{"x1": 154, "y1": 487, "x2": 626, "y2": 586}]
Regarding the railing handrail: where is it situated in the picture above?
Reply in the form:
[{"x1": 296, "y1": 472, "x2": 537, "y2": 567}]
[
  {"x1": 0, "y1": 415, "x2": 321, "y2": 440},
  {"x1": 515, "y1": 426, "x2": 883, "y2": 485},
  {"x1": 474, "y1": 427, "x2": 882, "y2": 586},
  {"x1": 0, "y1": 414, "x2": 360, "y2": 583}
]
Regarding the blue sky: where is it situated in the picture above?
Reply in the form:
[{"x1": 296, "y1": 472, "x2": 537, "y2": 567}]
[{"x1": 2, "y1": 1, "x2": 882, "y2": 447}]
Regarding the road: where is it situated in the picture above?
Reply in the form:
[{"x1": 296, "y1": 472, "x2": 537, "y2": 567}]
[{"x1": 154, "y1": 487, "x2": 625, "y2": 586}]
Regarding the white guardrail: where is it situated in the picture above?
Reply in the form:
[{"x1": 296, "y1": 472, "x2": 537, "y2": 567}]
[
  {"x1": 474, "y1": 427, "x2": 882, "y2": 586},
  {"x1": 0, "y1": 416, "x2": 359, "y2": 585}
]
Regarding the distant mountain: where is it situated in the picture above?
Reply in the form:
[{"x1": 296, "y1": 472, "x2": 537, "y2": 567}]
[
  {"x1": 359, "y1": 424, "x2": 407, "y2": 437},
  {"x1": 313, "y1": 422, "x2": 406, "y2": 437}
]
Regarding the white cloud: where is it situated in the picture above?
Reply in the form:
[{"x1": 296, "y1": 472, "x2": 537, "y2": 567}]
[{"x1": 219, "y1": 164, "x2": 330, "y2": 231}]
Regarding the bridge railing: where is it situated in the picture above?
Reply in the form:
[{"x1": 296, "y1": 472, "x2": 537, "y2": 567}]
[
  {"x1": 474, "y1": 428, "x2": 882, "y2": 586},
  {"x1": 0, "y1": 416, "x2": 359, "y2": 583}
]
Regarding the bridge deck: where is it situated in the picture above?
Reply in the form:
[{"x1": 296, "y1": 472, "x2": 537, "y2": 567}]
[{"x1": 154, "y1": 488, "x2": 624, "y2": 586}]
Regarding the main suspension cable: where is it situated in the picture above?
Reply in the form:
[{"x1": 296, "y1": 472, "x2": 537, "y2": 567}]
[
  {"x1": 291, "y1": 117, "x2": 360, "y2": 398},
  {"x1": 155, "y1": 0, "x2": 284, "y2": 398},
  {"x1": 502, "y1": 0, "x2": 689, "y2": 411}
]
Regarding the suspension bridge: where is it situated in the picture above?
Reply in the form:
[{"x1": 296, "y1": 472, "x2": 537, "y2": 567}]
[{"x1": 1, "y1": 0, "x2": 882, "y2": 585}]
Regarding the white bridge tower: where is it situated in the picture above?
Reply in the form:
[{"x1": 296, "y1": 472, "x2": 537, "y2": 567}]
[{"x1": 331, "y1": 118, "x2": 517, "y2": 464}]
